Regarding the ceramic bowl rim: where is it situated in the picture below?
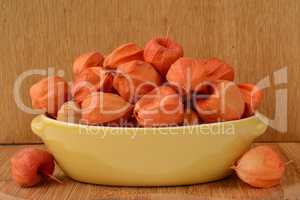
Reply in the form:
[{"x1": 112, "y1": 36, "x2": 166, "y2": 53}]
[{"x1": 37, "y1": 114, "x2": 260, "y2": 131}]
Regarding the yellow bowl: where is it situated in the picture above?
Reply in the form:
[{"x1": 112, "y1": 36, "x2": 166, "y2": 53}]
[{"x1": 31, "y1": 114, "x2": 267, "y2": 186}]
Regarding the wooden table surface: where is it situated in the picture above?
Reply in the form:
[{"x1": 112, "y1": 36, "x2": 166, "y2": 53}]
[{"x1": 0, "y1": 143, "x2": 299, "y2": 200}]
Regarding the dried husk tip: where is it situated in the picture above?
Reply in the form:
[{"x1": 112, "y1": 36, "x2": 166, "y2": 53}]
[
  {"x1": 195, "y1": 80, "x2": 245, "y2": 123},
  {"x1": 103, "y1": 43, "x2": 143, "y2": 69},
  {"x1": 166, "y1": 57, "x2": 207, "y2": 94},
  {"x1": 81, "y1": 92, "x2": 133, "y2": 125},
  {"x1": 73, "y1": 51, "x2": 104, "y2": 77},
  {"x1": 134, "y1": 86, "x2": 184, "y2": 127},
  {"x1": 113, "y1": 60, "x2": 161, "y2": 102},
  {"x1": 71, "y1": 67, "x2": 113, "y2": 104}
]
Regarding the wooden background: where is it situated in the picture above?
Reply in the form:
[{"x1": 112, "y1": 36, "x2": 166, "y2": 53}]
[{"x1": 0, "y1": 0, "x2": 299, "y2": 144}]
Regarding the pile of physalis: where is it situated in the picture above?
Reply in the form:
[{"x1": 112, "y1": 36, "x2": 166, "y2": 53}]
[{"x1": 29, "y1": 38, "x2": 263, "y2": 126}]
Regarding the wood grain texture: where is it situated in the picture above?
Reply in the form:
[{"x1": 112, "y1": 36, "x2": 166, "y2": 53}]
[
  {"x1": 0, "y1": 0, "x2": 299, "y2": 143},
  {"x1": 0, "y1": 143, "x2": 299, "y2": 199}
]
